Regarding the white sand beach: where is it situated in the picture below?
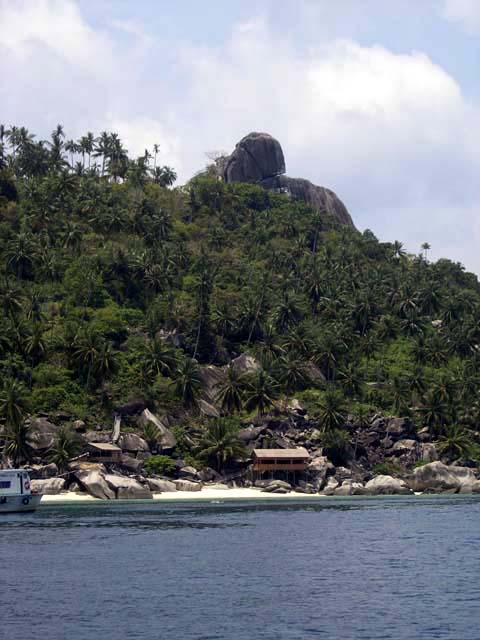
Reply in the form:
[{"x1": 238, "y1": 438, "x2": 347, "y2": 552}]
[{"x1": 41, "y1": 488, "x2": 325, "y2": 503}]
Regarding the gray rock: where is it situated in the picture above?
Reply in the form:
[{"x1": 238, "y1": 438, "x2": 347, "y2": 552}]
[
  {"x1": 173, "y1": 479, "x2": 203, "y2": 492},
  {"x1": 237, "y1": 426, "x2": 267, "y2": 443},
  {"x1": 28, "y1": 463, "x2": 59, "y2": 479},
  {"x1": 307, "y1": 456, "x2": 334, "y2": 490},
  {"x1": 104, "y1": 474, "x2": 152, "y2": 499},
  {"x1": 320, "y1": 477, "x2": 339, "y2": 496},
  {"x1": 386, "y1": 417, "x2": 415, "y2": 441},
  {"x1": 73, "y1": 420, "x2": 87, "y2": 433},
  {"x1": 223, "y1": 132, "x2": 285, "y2": 183},
  {"x1": 223, "y1": 132, "x2": 354, "y2": 227},
  {"x1": 147, "y1": 478, "x2": 177, "y2": 492},
  {"x1": 365, "y1": 475, "x2": 412, "y2": 495},
  {"x1": 179, "y1": 466, "x2": 201, "y2": 481},
  {"x1": 118, "y1": 433, "x2": 150, "y2": 452},
  {"x1": 261, "y1": 480, "x2": 292, "y2": 493},
  {"x1": 26, "y1": 418, "x2": 59, "y2": 451},
  {"x1": 198, "y1": 467, "x2": 222, "y2": 482},
  {"x1": 420, "y1": 443, "x2": 439, "y2": 463},
  {"x1": 230, "y1": 353, "x2": 261, "y2": 374},
  {"x1": 74, "y1": 467, "x2": 115, "y2": 500},
  {"x1": 407, "y1": 462, "x2": 476, "y2": 493},
  {"x1": 119, "y1": 455, "x2": 144, "y2": 473},
  {"x1": 198, "y1": 399, "x2": 220, "y2": 418},
  {"x1": 30, "y1": 478, "x2": 66, "y2": 495},
  {"x1": 137, "y1": 409, "x2": 177, "y2": 451},
  {"x1": 261, "y1": 175, "x2": 353, "y2": 226},
  {"x1": 391, "y1": 439, "x2": 418, "y2": 453},
  {"x1": 333, "y1": 480, "x2": 366, "y2": 496}
]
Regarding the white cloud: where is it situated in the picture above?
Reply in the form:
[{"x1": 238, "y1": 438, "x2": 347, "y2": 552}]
[
  {"x1": 105, "y1": 116, "x2": 182, "y2": 173},
  {"x1": 0, "y1": 0, "x2": 113, "y2": 72},
  {"x1": 442, "y1": 0, "x2": 480, "y2": 34}
]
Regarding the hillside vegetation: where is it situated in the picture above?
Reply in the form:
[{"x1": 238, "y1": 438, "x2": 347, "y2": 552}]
[{"x1": 1, "y1": 125, "x2": 480, "y2": 470}]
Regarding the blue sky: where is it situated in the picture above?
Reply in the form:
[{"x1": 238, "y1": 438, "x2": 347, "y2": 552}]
[{"x1": 1, "y1": 0, "x2": 480, "y2": 272}]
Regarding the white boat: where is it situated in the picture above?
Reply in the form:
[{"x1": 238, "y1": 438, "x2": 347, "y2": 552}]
[{"x1": 0, "y1": 469, "x2": 43, "y2": 513}]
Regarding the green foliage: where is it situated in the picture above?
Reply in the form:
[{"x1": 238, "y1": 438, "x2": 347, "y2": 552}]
[
  {"x1": 372, "y1": 461, "x2": 404, "y2": 476},
  {"x1": 49, "y1": 426, "x2": 83, "y2": 471},
  {"x1": 194, "y1": 418, "x2": 247, "y2": 471},
  {"x1": 1, "y1": 122, "x2": 480, "y2": 441},
  {"x1": 144, "y1": 455, "x2": 177, "y2": 476}
]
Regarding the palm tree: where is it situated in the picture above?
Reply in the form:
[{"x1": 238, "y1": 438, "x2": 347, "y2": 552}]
[
  {"x1": 318, "y1": 387, "x2": 346, "y2": 433},
  {"x1": 243, "y1": 369, "x2": 278, "y2": 415},
  {"x1": 48, "y1": 426, "x2": 82, "y2": 472},
  {"x1": 215, "y1": 365, "x2": 246, "y2": 414},
  {"x1": 172, "y1": 357, "x2": 202, "y2": 410},
  {"x1": 421, "y1": 242, "x2": 431, "y2": 262},
  {"x1": 141, "y1": 337, "x2": 178, "y2": 382},
  {"x1": 0, "y1": 379, "x2": 30, "y2": 464},
  {"x1": 436, "y1": 425, "x2": 473, "y2": 461},
  {"x1": 275, "y1": 352, "x2": 310, "y2": 400},
  {"x1": 194, "y1": 418, "x2": 247, "y2": 472}
]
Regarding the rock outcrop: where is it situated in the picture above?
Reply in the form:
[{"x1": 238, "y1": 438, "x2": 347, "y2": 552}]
[
  {"x1": 407, "y1": 462, "x2": 477, "y2": 493},
  {"x1": 364, "y1": 475, "x2": 412, "y2": 495},
  {"x1": 104, "y1": 474, "x2": 152, "y2": 500},
  {"x1": 31, "y1": 478, "x2": 66, "y2": 495},
  {"x1": 223, "y1": 132, "x2": 354, "y2": 227}
]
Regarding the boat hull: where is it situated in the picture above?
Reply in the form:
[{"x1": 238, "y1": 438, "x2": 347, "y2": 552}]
[{"x1": 0, "y1": 493, "x2": 43, "y2": 513}]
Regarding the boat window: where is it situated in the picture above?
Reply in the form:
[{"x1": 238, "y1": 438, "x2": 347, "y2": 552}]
[{"x1": 0, "y1": 481, "x2": 11, "y2": 489}]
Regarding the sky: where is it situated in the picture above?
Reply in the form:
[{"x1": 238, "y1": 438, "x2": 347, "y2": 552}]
[{"x1": 1, "y1": 0, "x2": 480, "y2": 272}]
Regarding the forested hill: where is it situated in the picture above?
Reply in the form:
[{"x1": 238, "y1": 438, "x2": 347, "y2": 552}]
[{"x1": 1, "y1": 125, "x2": 480, "y2": 468}]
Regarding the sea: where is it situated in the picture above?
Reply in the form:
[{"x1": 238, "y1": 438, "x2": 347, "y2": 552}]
[{"x1": 2, "y1": 496, "x2": 480, "y2": 640}]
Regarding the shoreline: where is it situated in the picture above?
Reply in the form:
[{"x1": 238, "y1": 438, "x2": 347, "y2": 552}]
[
  {"x1": 41, "y1": 488, "x2": 328, "y2": 503},
  {"x1": 39, "y1": 488, "x2": 449, "y2": 503}
]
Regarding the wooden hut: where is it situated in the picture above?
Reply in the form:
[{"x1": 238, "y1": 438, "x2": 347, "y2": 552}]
[
  {"x1": 251, "y1": 448, "x2": 310, "y2": 482},
  {"x1": 87, "y1": 442, "x2": 122, "y2": 464}
]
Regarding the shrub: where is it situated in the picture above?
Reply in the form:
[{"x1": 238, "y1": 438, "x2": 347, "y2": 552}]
[{"x1": 144, "y1": 455, "x2": 176, "y2": 476}]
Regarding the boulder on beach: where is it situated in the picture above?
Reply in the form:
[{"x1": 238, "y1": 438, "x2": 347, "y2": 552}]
[
  {"x1": 147, "y1": 478, "x2": 177, "y2": 492},
  {"x1": 73, "y1": 465, "x2": 115, "y2": 500},
  {"x1": 104, "y1": 474, "x2": 152, "y2": 499},
  {"x1": 261, "y1": 480, "x2": 292, "y2": 493},
  {"x1": 407, "y1": 461, "x2": 477, "y2": 493},
  {"x1": 31, "y1": 477, "x2": 66, "y2": 495},
  {"x1": 365, "y1": 475, "x2": 412, "y2": 495},
  {"x1": 173, "y1": 479, "x2": 203, "y2": 492}
]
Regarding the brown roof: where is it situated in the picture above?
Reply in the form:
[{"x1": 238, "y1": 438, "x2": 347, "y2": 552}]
[
  {"x1": 252, "y1": 448, "x2": 309, "y2": 460},
  {"x1": 87, "y1": 442, "x2": 122, "y2": 451}
]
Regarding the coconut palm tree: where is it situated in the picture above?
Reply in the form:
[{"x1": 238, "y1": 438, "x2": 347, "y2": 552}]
[
  {"x1": 49, "y1": 426, "x2": 82, "y2": 472},
  {"x1": 194, "y1": 418, "x2": 247, "y2": 472},
  {"x1": 243, "y1": 369, "x2": 278, "y2": 415},
  {"x1": 318, "y1": 387, "x2": 346, "y2": 433},
  {"x1": 215, "y1": 365, "x2": 246, "y2": 414},
  {"x1": 172, "y1": 357, "x2": 202, "y2": 410},
  {"x1": 0, "y1": 379, "x2": 30, "y2": 464},
  {"x1": 141, "y1": 337, "x2": 178, "y2": 382}
]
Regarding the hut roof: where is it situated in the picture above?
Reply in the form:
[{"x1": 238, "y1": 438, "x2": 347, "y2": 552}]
[
  {"x1": 252, "y1": 448, "x2": 309, "y2": 460},
  {"x1": 87, "y1": 442, "x2": 121, "y2": 451}
]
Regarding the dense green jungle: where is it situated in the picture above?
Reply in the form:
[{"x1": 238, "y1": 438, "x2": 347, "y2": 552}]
[{"x1": 1, "y1": 124, "x2": 480, "y2": 472}]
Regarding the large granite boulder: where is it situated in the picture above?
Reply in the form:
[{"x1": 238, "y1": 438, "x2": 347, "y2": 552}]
[
  {"x1": 29, "y1": 463, "x2": 59, "y2": 479},
  {"x1": 365, "y1": 475, "x2": 412, "y2": 495},
  {"x1": 104, "y1": 474, "x2": 152, "y2": 499},
  {"x1": 223, "y1": 132, "x2": 285, "y2": 183},
  {"x1": 173, "y1": 479, "x2": 203, "y2": 492},
  {"x1": 230, "y1": 353, "x2": 261, "y2": 375},
  {"x1": 261, "y1": 480, "x2": 292, "y2": 493},
  {"x1": 407, "y1": 462, "x2": 477, "y2": 493},
  {"x1": 179, "y1": 466, "x2": 202, "y2": 481},
  {"x1": 223, "y1": 132, "x2": 354, "y2": 227},
  {"x1": 333, "y1": 480, "x2": 366, "y2": 496},
  {"x1": 118, "y1": 433, "x2": 150, "y2": 453},
  {"x1": 147, "y1": 478, "x2": 177, "y2": 492},
  {"x1": 30, "y1": 478, "x2": 66, "y2": 495},
  {"x1": 26, "y1": 417, "x2": 59, "y2": 451},
  {"x1": 137, "y1": 409, "x2": 177, "y2": 452},
  {"x1": 73, "y1": 465, "x2": 115, "y2": 500},
  {"x1": 307, "y1": 456, "x2": 334, "y2": 491}
]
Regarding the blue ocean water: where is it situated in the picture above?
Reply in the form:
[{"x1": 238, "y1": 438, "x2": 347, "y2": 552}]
[{"x1": 2, "y1": 496, "x2": 480, "y2": 640}]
